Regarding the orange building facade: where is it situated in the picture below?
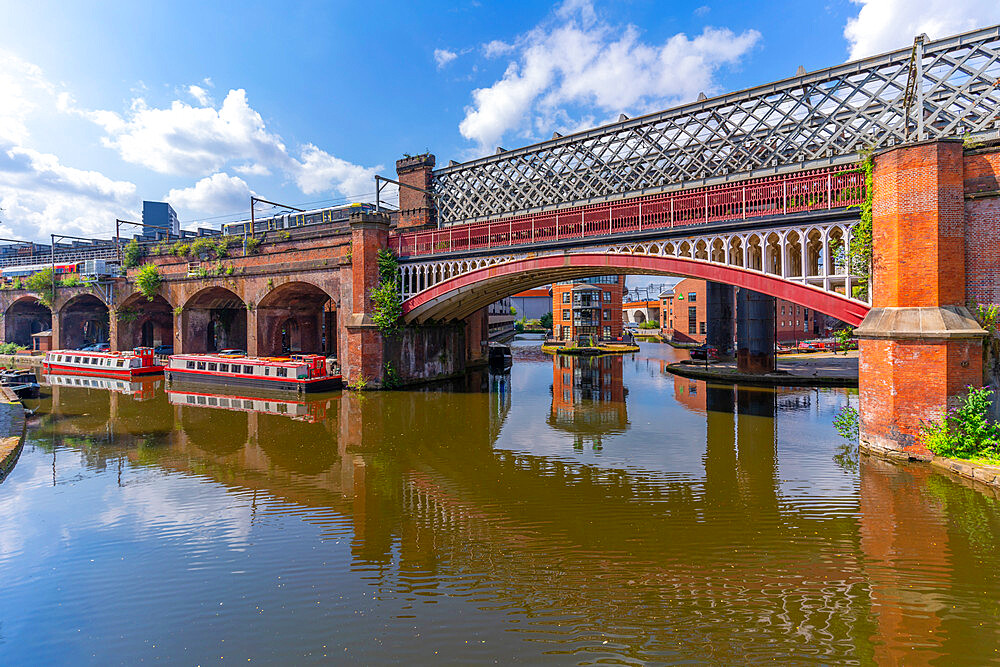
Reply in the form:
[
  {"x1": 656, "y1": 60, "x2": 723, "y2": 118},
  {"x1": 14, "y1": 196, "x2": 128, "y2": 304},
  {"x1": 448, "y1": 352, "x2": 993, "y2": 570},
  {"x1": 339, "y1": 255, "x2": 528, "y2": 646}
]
[{"x1": 551, "y1": 275, "x2": 625, "y2": 341}]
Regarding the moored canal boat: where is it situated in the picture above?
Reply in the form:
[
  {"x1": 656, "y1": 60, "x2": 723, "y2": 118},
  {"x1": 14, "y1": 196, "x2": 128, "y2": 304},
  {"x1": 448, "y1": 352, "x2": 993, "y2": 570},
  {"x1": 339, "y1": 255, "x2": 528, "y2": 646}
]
[
  {"x1": 43, "y1": 347, "x2": 164, "y2": 379},
  {"x1": 165, "y1": 353, "x2": 341, "y2": 393}
]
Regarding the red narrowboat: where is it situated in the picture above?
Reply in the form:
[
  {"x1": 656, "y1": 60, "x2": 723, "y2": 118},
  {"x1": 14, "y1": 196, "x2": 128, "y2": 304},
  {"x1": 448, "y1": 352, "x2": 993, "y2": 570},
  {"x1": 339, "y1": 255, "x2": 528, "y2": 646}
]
[
  {"x1": 165, "y1": 353, "x2": 341, "y2": 393},
  {"x1": 43, "y1": 347, "x2": 164, "y2": 378}
]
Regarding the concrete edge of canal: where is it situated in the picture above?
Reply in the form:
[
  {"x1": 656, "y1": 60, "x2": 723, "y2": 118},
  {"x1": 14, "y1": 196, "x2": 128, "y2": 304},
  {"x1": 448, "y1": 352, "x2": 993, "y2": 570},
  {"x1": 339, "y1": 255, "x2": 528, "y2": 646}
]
[
  {"x1": 663, "y1": 361, "x2": 859, "y2": 387},
  {"x1": 0, "y1": 386, "x2": 26, "y2": 482}
]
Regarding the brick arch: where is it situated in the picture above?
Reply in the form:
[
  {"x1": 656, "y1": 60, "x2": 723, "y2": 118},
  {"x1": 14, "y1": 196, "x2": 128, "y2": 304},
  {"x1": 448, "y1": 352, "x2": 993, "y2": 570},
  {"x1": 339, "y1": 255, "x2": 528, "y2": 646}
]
[
  {"x1": 116, "y1": 293, "x2": 175, "y2": 351},
  {"x1": 4, "y1": 295, "x2": 51, "y2": 347},
  {"x1": 256, "y1": 281, "x2": 334, "y2": 357},
  {"x1": 402, "y1": 253, "x2": 869, "y2": 325},
  {"x1": 58, "y1": 293, "x2": 110, "y2": 349},
  {"x1": 181, "y1": 286, "x2": 247, "y2": 354}
]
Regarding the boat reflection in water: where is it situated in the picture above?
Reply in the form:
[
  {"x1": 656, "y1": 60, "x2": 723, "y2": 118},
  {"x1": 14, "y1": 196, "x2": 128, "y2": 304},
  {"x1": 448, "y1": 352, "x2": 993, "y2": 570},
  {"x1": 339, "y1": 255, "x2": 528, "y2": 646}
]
[
  {"x1": 167, "y1": 389, "x2": 335, "y2": 424},
  {"x1": 548, "y1": 354, "x2": 628, "y2": 451},
  {"x1": 43, "y1": 373, "x2": 162, "y2": 401}
]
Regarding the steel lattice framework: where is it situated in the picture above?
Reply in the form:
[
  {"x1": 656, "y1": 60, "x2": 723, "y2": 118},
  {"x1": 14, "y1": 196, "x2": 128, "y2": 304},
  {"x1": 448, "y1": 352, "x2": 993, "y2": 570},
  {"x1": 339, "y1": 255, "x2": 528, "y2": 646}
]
[{"x1": 433, "y1": 24, "x2": 1000, "y2": 224}]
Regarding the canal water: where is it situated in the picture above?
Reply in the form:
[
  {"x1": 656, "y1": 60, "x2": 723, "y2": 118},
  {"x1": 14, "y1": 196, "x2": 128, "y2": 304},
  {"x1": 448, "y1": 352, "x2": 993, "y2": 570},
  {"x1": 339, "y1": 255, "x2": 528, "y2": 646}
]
[{"x1": 2, "y1": 340, "x2": 1000, "y2": 664}]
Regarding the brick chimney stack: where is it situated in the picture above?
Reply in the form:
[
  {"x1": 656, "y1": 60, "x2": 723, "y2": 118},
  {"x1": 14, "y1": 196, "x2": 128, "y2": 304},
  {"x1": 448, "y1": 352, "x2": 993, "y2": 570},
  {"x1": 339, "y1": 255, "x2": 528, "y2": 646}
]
[{"x1": 395, "y1": 153, "x2": 436, "y2": 232}]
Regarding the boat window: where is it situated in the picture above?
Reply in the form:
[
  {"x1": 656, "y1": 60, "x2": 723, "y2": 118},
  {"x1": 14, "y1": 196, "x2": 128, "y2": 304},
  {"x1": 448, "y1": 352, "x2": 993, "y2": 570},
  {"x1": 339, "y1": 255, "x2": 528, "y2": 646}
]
[
  {"x1": 186, "y1": 361, "x2": 195, "y2": 369},
  {"x1": 117, "y1": 360, "x2": 125, "y2": 368},
  {"x1": 196, "y1": 362, "x2": 206, "y2": 370},
  {"x1": 264, "y1": 367, "x2": 270, "y2": 376},
  {"x1": 208, "y1": 363, "x2": 217, "y2": 371},
  {"x1": 243, "y1": 365, "x2": 254, "y2": 374},
  {"x1": 243, "y1": 400, "x2": 253, "y2": 409},
  {"x1": 197, "y1": 396, "x2": 206, "y2": 404},
  {"x1": 276, "y1": 403, "x2": 288, "y2": 414},
  {"x1": 219, "y1": 363, "x2": 229, "y2": 373},
  {"x1": 74, "y1": 357, "x2": 81, "y2": 363},
  {"x1": 186, "y1": 396, "x2": 196, "y2": 404},
  {"x1": 219, "y1": 398, "x2": 229, "y2": 407},
  {"x1": 276, "y1": 367, "x2": 288, "y2": 378}
]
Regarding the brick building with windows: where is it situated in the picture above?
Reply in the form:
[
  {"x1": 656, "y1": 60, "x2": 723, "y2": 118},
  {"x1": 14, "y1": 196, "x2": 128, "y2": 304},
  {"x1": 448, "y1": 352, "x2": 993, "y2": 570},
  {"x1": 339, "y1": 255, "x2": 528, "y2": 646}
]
[
  {"x1": 659, "y1": 278, "x2": 841, "y2": 345},
  {"x1": 551, "y1": 275, "x2": 625, "y2": 341}
]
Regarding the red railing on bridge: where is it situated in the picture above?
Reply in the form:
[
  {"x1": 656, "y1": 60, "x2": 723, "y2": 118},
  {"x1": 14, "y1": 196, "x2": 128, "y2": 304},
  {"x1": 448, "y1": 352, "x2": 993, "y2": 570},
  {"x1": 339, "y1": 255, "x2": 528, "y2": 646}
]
[{"x1": 389, "y1": 165, "x2": 864, "y2": 258}]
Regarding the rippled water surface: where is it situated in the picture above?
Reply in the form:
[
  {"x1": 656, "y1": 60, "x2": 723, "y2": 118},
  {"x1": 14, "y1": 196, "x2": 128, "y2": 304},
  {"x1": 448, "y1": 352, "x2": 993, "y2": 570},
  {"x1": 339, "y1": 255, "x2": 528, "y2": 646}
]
[{"x1": 3, "y1": 340, "x2": 1000, "y2": 664}]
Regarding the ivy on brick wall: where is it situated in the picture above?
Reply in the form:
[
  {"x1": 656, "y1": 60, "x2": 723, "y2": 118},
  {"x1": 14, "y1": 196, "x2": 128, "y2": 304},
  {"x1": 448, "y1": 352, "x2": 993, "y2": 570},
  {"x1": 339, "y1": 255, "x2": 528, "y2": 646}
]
[
  {"x1": 833, "y1": 150, "x2": 874, "y2": 302},
  {"x1": 371, "y1": 249, "x2": 402, "y2": 336}
]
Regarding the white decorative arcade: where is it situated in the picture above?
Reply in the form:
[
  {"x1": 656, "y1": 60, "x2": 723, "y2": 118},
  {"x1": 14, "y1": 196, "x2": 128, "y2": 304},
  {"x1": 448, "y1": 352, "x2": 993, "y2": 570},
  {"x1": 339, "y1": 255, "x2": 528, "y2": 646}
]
[{"x1": 398, "y1": 219, "x2": 864, "y2": 304}]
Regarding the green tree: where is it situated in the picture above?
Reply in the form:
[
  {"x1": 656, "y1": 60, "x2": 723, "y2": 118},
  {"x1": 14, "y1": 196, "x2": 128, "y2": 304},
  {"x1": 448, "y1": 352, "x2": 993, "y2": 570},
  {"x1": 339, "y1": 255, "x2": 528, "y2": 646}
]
[
  {"x1": 135, "y1": 264, "x2": 162, "y2": 301},
  {"x1": 540, "y1": 312, "x2": 553, "y2": 330},
  {"x1": 25, "y1": 267, "x2": 55, "y2": 306},
  {"x1": 122, "y1": 238, "x2": 144, "y2": 269}
]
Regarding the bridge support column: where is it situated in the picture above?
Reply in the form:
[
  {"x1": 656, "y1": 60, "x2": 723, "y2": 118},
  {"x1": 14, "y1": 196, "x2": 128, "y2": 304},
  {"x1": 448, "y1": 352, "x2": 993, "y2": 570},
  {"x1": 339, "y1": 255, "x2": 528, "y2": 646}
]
[
  {"x1": 344, "y1": 210, "x2": 391, "y2": 388},
  {"x1": 706, "y1": 282, "x2": 735, "y2": 358},
  {"x1": 736, "y1": 289, "x2": 775, "y2": 373},
  {"x1": 856, "y1": 139, "x2": 985, "y2": 459}
]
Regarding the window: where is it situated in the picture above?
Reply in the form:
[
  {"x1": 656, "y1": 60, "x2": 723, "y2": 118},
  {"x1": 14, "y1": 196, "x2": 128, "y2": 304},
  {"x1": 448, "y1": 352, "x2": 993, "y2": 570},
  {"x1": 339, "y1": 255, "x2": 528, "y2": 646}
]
[
  {"x1": 196, "y1": 361, "x2": 206, "y2": 370},
  {"x1": 244, "y1": 365, "x2": 254, "y2": 374},
  {"x1": 186, "y1": 361, "x2": 195, "y2": 369},
  {"x1": 219, "y1": 364, "x2": 229, "y2": 373},
  {"x1": 207, "y1": 363, "x2": 217, "y2": 371},
  {"x1": 603, "y1": 326, "x2": 611, "y2": 338},
  {"x1": 264, "y1": 367, "x2": 271, "y2": 376},
  {"x1": 781, "y1": 305, "x2": 786, "y2": 315},
  {"x1": 688, "y1": 306, "x2": 697, "y2": 334},
  {"x1": 74, "y1": 357, "x2": 81, "y2": 364},
  {"x1": 603, "y1": 310, "x2": 610, "y2": 320},
  {"x1": 688, "y1": 292, "x2": 696, "y2": 302},
  {"x1": 699, "y1": 322, "x2": 706, "y2": 334},
  {"x1": 116, "y1": 360, "x2": 125, "y2": 368},
  {"x1": 276, "y1": 367, "x2": 288, "y2": 377},
  {"x1": 563, "y1": 309, "x2": 570, "y2": 320},
  {"x1": 562, "y1": 293, "x2": 570, "y2": 303}
]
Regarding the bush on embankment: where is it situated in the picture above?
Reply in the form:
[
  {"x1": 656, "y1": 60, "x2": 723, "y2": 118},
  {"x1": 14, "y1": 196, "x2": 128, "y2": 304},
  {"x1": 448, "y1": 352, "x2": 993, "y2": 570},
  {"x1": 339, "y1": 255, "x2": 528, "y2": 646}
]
[{"x1": 920, "y1": 386, "x2": 1000, "y2": 463}]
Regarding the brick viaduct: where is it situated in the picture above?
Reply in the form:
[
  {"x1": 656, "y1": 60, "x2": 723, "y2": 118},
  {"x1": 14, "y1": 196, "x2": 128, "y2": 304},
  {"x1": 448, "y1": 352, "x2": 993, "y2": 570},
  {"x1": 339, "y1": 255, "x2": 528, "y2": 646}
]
[{"x1": 0, "y1": 139, "x2": 998, "y2": 461}]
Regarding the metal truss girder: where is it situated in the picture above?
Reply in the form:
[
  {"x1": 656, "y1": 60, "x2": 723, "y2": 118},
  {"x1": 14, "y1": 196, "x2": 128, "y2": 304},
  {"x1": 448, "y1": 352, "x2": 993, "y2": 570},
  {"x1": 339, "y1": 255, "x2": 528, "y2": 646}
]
[{"x1": 434, "y1": 24, "x2": 1000, "y2": 224}]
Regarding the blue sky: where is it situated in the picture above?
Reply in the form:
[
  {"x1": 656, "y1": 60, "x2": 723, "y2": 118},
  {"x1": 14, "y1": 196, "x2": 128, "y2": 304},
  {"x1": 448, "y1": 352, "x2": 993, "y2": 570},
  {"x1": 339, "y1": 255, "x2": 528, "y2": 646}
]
[{"x1": 1, "y1": 0, "x2": 997, "y2": 243}]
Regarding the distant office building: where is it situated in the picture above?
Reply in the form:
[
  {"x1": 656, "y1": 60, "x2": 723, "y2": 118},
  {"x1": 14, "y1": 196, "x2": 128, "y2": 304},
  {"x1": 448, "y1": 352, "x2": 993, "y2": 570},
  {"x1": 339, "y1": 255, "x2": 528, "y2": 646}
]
[
  {"x1": 551, "y1": 275, "x2": 624, "y2": 341},
  {"x1": 142, "y1": 201, "x2": 180, "y2": 236}
]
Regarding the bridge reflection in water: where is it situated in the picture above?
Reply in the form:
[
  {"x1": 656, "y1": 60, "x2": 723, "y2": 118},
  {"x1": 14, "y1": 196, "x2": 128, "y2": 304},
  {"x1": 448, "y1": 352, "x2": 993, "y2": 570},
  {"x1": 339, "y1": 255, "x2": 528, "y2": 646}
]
[{"x1": 9, "y1": 347, "x2": 1000, "y2": 663}]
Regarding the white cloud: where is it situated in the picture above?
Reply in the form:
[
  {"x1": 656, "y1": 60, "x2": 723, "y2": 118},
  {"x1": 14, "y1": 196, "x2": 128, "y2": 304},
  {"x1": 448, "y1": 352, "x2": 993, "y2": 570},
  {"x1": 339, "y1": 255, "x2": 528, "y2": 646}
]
[
  {"x1": 68, "y1": 85, "x2": 382, "y2": 203},
  {"x1": 694, "y1": 5, "x2": 710, "y2": 17},
  {"x1": 79, "y1": 89, "x2": 290, "y2": 176},
  {"x1": 0, "y1": 50, "x2": 54, "y2": 145},
  {"x1": 187, "y1": 84, "x2": 212, "y2": 106},
  {"x1": 458, "y1": 0, "x2": 760, "y2": 154},
  {"x1": 233, "y1": 162, "x2": 271, "y2": 177},
  {"x1": 292, "y1": 144, "x2": 380, "y2": 198},
  {"x1": 483, "y1": 39, "x2": 515, "y2": 58},
  {"x1": 0, "y1": 144, "x2": 137, "y2": 239},
  {"x1": 434, "y1": 48, "x2": 459, "y2": 69},
  {"x1": 844, "y1": 0, "x2": 1000, "y2": 60},
  {"x1": 166, "y1": 172, "x2": 252, "y2": 217}
]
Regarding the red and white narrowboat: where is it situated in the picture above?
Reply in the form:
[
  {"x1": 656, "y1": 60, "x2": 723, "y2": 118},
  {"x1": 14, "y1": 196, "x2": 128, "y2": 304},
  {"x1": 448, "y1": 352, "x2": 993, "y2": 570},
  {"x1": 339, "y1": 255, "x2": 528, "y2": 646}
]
[
  {"x1": 43, "y1": 347, "x2": 164, "y2": 378},
  {"x1": 165, "y1": 353, "x2": 341, "y2": 393}
]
